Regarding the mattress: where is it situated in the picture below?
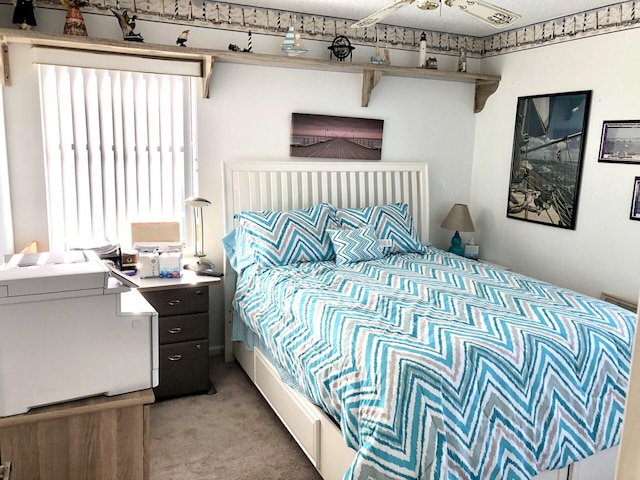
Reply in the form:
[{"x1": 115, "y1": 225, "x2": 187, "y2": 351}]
[{"x1": 233, "y1": 248, "x2": 635, "y2": 480}]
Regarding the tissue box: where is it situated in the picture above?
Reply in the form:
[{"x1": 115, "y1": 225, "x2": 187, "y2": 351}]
[
  {"x1": 159, "y1": 252, "x2": 182, "y2": 278},
  {"x1": 139, "y1": 252, "x2": 160, "y2": 278},
  {"x1": 464, "y1": 243, "x2": 480, "y2": 261}
]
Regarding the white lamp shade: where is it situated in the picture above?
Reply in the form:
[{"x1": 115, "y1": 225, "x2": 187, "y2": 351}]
[
  {"x1": 185, "y1": 197, "x2": 211, "y2": 208},
  {"x1": 440, "y1": 203, "x2": 475, "y2": 232}
]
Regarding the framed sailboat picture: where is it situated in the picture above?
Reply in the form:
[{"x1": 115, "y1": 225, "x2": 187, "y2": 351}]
[{"x1": 506, "y1": 91, "x2": 592, "y2": 230}]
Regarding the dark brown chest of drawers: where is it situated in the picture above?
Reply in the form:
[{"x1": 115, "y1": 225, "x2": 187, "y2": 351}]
[{"x1": 140, "y1": 285, "x2": 213, "y2": 399}]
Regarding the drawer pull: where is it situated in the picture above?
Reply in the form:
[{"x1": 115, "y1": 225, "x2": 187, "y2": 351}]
[
  {"x1": 167, "y1": 300, "x2": 182, "y2": 306},
  {"x1": 168, "y1": 327, "x2": 182, "y2": 334},
  {"x1": 168, "y1": 354, "x2": 183, "y2": 361},
  {"x1": 196, "y1": 290, "x2": 203, "y2": 295},
  {"x1": 0, "y1": 462, "x2": 11, "y2": 480}
]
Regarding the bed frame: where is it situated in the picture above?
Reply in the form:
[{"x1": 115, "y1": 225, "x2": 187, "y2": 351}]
[{"x1": 221, "y1": 160, "x2": 617, "y2": 480}]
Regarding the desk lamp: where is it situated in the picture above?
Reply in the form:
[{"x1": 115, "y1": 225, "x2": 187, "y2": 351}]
[
  {"x1": 440, "y1": 203, "x2": 475, "y2": 256},
  {"x1": 183, "y1": 197, "x2": 214, "y2": 271}
]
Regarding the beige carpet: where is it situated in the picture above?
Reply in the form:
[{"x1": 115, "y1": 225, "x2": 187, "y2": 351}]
[{"x1": 150, "y1": 357, "x2": 323, "y2": 480}]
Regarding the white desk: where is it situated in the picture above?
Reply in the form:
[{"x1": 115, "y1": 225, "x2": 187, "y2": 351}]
[{"x1": 130, "y1": 268, "x2": 222, "y2": 292}]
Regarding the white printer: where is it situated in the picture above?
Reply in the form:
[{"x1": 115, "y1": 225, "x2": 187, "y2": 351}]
[{"x1": 0, "y1": 250, "x2": 158, "y2": 417}]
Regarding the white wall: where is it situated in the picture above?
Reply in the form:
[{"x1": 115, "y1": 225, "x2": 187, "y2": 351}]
[
  {"x1": 0, "y1": 7, "x2": 478, "y2": 348},
  {"x1": 197, "y1": 63, "x2": 477, "y2": 261},
  {"x1": 2, "y1": 42, "x2": 49, "y2": 254},
  {"x1": 472, "y1": 29, "x2": 640, "y2": 301},
  {"x1": 0, "y1": 90, "x2": 14, "y2": 260}
]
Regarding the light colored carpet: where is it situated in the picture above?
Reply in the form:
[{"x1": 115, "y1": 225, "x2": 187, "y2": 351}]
[{"x1": 150, "y1": 357, "x2": 324, "y2": 480}]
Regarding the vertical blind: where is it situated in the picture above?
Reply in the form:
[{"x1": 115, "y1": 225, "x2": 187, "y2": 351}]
[{"x1": 38, "y1": 64, "x2": 196, "y2": 250}]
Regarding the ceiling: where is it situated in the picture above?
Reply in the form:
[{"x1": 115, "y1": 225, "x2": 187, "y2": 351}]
[{"x1": 225, "y1": 0, "x2": 624, "y2": 37}]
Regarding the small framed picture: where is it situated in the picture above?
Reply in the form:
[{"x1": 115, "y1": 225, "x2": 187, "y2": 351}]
[
  {"x1": 599, "y1": 121, "x2": 640, "y2": 163},
  {"x1": 631, "y1": 177, "x2": 640, "y2": 221}
]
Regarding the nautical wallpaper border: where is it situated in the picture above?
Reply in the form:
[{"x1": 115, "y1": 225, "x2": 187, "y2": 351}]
[{"x1": 2, "y1": 0, "x2": 639, "y2": 58}]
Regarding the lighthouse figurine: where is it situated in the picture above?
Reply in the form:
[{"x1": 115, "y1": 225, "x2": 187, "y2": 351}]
[{"x1": 418, "y1": 32, "x2": 427, "y2": 68}]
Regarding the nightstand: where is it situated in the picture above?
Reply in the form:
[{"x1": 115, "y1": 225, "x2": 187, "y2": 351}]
[{"x1": 132, "y1": 272, "x2": 221, "y2": 400}]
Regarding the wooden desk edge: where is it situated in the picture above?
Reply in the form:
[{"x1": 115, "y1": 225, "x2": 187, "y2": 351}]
[{"x1": 0, "y1": 388, "x2": 155, "y2": 428}]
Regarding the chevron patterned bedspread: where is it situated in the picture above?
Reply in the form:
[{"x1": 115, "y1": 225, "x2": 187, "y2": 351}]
[{"x1": 233, "y1": 248, "x2": 636, "y2": 480}]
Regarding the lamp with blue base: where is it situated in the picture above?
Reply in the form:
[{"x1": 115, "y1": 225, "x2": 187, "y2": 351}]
[{"x1": 440, "y1": 203, "x2": 475, "y2": 256}]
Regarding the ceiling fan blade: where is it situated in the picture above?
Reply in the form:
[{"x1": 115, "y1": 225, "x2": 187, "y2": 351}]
[
  {"x1": 445, "y1": 0, "x2": 519, "y2": 28},
  {"x1": 350, "y1": 0, "x2": 416, "y2": 29}
]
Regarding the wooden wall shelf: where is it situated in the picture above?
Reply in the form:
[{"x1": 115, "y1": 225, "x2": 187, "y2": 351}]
[{"x1": 0, "y1": 28, "x2": 500, "y2": 112}]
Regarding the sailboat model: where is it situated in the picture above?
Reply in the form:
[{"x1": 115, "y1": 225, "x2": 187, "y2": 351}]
[{"x1": 281, "y1": 17, "x2": 308, "y2": 57}]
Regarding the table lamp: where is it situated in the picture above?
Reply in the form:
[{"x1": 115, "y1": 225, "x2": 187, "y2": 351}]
[
  {"x1": 440, "y1": 203, "x2": 475, "y2": 256},
  {"x1": 184, "y1": 197, "x2": 213, "y2": 271}
]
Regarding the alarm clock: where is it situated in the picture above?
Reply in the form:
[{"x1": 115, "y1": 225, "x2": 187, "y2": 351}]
[{"x1": 121, "y1": 251, "x2": 138, "y2": 271}]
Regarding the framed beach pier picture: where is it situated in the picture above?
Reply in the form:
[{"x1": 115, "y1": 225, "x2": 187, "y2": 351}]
[
  {"x1": 290, "y1": 113, "x2": 384, "y2": 160},
  {"x1": 506, "y1": 91, "x2": 592, "y2": 230}
]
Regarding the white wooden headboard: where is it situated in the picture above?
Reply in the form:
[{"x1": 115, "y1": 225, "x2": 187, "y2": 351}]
[
  {"x1": 222, "y1": 161, "x2": 430, "y2": 237},
  {"x1": 221, "y1": 160, "x2": 430, "y2": 360}
]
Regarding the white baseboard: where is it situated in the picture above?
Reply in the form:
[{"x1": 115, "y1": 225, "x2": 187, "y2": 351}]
[{"x1": 209, "y1": 345, "x2": 224, "y2": 357}]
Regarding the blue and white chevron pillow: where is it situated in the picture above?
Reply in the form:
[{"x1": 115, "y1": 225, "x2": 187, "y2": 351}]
[
  {"x1": 328, "y1": 226, "x2": 385, "y2": 265},
  {"x1": 235, "y1": 202, "x2": 337, "y2": 269},
  {"x1": 335, "y1": 203, "x2": 426, "y2": 255}
]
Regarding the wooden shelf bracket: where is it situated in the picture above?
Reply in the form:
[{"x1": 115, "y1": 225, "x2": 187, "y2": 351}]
[
  {"x1": 0, "y1": 41, "x2": 9, "y2": 87},
  {"x1": 362, "y1": 69, "x2": 382, "y2": 107},
  {"x1": 202, "y1": 55, "x2": 214, "y2": 99},
  {"x1": 474, "y1": 79, "x2": 499, "y2": 113}
]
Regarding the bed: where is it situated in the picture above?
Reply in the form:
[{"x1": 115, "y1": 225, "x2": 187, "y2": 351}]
[{"x1": 222, "y1": 161, "x2": 633, "y2": 480}]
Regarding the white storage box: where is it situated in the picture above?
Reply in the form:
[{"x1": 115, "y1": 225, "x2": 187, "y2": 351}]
[{"x1": 159, "y1": 251, "x2": 182, "y2": 278}]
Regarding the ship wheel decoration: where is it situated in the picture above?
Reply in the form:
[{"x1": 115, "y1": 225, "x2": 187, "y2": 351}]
[{"x1": 328, "y1": 35, "x2": 355, "y2": 62}]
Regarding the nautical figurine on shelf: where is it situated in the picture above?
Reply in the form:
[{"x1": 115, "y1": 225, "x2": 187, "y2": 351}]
[
  {"x1": 12, "y1": 0, "x2": 37, "y2": 30},
  {"x1": 371, "y1": 50, "x2": 388, "y2": 65},
  {"x1": 418, "y1": 32, "x2": 427, "y2": 67},
  {"x1": 370, "y1": 30, "x2": 389, "y2": 65},
  {"x1": 110, "y1": 8, "x2": 144, "y2": 42},
  {"x1": 228, "y1": 31, "x2": 255, "y2": 53},
  {"x1": 426, "y1": 57, "x2": 438, "y2": 69},
  {"x1": 281, "y1": 16, "x2": 308, "y2": 57},
  {"x1": 328, "y1": 35, "x2": 355, "y2": 62},
  {"x1": 457, "y1": 47, "x2": 467, "y2": 73},
  {"x1": 176, "y1": 29, "x2": 190, "y2": 47},
  {"x1": 61, "y1": 0, "x2": 87, "y2": 36}
]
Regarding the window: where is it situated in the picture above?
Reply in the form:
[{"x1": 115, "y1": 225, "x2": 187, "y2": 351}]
[{"x1": 37, "y1": 62, "x2": 198, "y2": 251}]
